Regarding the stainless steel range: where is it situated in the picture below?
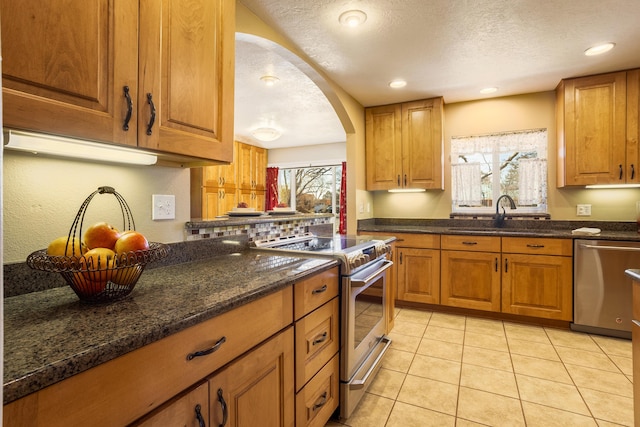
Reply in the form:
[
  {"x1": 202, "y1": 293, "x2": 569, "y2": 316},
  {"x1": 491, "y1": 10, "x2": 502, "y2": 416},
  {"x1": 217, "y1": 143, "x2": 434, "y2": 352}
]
[{"x1": 253, "y1": 233, "x2": 394, "y2": 419}]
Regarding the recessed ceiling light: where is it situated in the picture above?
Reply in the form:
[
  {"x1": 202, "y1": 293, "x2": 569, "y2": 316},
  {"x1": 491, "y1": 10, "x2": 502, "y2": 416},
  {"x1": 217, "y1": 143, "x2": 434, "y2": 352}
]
[
  {"x1": 389, "y1": 79, "x2": 407, "y2": 89},
  {"x1": 480, "y1": 87, "x2": 498, "y2": 94},
  {"x1": 584, "y1": 42, "x2": 615, "y2": 56},
  {"x1": 339, "y1": 10, "x2": 367, "y2": 27},
  {"x1": 260, "y1": 75, "x2": 279, "y2": 86},
  {"x1": 251, "y1": 127, "x2": 282, "y2": 142}
]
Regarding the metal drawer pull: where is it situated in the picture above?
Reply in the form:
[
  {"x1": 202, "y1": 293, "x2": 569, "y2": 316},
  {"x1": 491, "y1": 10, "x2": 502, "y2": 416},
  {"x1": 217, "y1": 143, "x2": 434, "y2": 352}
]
[
  {"x1": 187, "y1": 336, "x2": 227, "y2": 360},
  {"x1": 633, "y1": 320, "x2": 640, "y2": 327},
  {"x1": 146, "y1": 93, "x2": 156, "y2": 135},
  {"x1": 632, "y1": 164, "x2": 636, "y2": 180},
  {"x1": 122, "y1": 86, "x2": 133, "y2": 131},
  {"x1": 217, "y1": 388, "x2": 228, "y2": 427},
  {"x1": 619, "y1": 164, "x2": 623, "y2": 180},
  {"x1": 195, "y1": 404, "x2": 206, "y2": 427},
  {"x1": 312, "y1": 284, "x2": 328, "y2": 294},
  {"x1": 462, "y1": 241, "x2": 478, "y2": 245},
  {"x1": 351, "y1": 336, "x2": 392, "y2": 388},
  {"x1": 580, "y1": 244, "x2": 640, "y2": 252},
  {"x1": 312, "y1": 392, "x2": 328, "y2": 411},
  {"x1": 526, "y1": 244, "x2": 545, "y2": 248},
  {"x1": 312, "y1": 332, "x2": 328, "y2": 345}
]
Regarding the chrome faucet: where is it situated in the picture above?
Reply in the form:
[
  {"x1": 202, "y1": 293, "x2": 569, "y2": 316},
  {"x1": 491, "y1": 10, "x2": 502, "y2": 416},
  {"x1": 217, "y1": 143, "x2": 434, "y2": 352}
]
[{"x1": 494, "y1": 194, "x2": 516, "y2": 227}]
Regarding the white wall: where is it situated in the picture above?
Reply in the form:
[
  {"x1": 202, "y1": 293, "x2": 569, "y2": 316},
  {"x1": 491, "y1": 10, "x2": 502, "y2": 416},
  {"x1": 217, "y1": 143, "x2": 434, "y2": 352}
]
[
  {"x1": 3, "y1": 151, "x2": 190, "y2": 263},
  {"x1": 267, "y1": 142, "x2": 346, "y2": 168}
]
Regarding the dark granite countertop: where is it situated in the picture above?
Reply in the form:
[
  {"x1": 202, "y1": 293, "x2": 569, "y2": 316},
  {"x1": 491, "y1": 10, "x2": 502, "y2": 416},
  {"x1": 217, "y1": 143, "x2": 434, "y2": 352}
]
[{"x1": 3, "y1": 246, "x2": 338, "y2": 404}]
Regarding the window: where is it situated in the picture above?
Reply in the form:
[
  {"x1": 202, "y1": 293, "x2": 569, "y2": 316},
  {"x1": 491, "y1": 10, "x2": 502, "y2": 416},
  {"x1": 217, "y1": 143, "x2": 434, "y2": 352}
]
[
  {"x1": 278, "y1": 164, "x2": 343, "y2": 215},
  {"x1": 450, "y1": 129, "x2": 547, "y2": 213}
]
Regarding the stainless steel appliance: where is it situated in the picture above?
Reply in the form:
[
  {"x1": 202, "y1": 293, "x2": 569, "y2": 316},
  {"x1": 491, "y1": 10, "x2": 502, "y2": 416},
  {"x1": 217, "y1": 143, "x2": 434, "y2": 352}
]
[
  {"x1": 253, "y1": 233, "x2": 393, "y2": 419},
  {"x1": 573, "y1": 239, "x2": 640, "y2": 339}
]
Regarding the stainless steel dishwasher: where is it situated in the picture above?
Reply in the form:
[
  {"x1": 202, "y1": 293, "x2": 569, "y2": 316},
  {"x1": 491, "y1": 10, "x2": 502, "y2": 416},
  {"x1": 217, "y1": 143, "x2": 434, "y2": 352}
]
[{"x1": 572, "y1": 239, "x2": 640, "y2": 339}]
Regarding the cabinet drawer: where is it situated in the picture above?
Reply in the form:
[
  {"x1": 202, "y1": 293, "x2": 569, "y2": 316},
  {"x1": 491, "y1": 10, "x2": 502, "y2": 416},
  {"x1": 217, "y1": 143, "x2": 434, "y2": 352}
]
[
  {"x1": 296, "y1": 354, "x2": 340, "y2": 427},
  {"x1": 392, "y1": 232, "x2": 440, "y2": 249},
  {"x1": 3, "y1": 287, "x2": 293, "y2": 427},
  {"x1": 502, "y1": 237, "x2": 572, "y2": 256},
  {"x1": 441, "y1": 234, "x2": 501, "y2": 252},
  {"x1": 295, "y1": 297, "x2": 340, "y2": 391},
  {"x1": 294, "y1": 267, "x2": 339, "y2": 320},
  {"x1": 132, "y1": 381, "x2": 209, "y2": 426}
]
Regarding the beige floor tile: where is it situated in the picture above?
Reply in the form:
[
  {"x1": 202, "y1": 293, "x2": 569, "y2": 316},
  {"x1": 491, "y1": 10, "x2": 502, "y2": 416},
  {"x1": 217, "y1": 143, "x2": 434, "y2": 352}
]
[
  {"x1": 367, "y1": 368, "x2": 406, "y2": 400},
  {"x1": 565, "y1": 363, "x2": 633, "y2": 397},
  {"x1": 385, "y1": 401, "x2": 455, "y2": 427},
  {"x1": 387, "y1": 331, "x2": 421, "y2": 353},
  {"x1": 454, "y1": 419, "x2": 487, "y2": 427},
  {"x1": 555, "y1": 345, "x2": 620, "y2": 372},
  {"x1": 465, "y1": 317, "x2": 505, "y2": 336},
  {"x1": 544, "y1": 328, "x2": 601, "y2": 352},
  {"x1": 580, "y1": 387, "x2": 634, "y2": 426},
  {"x1": 507, "y1": 337, "x2": 560, "y2": 361},
  {"x1": 609, "y1": 354, "x2": 633, "y2": 376},
  {"x1": 394, "y1": 308, "x2": 432, "y2": 325},
  {"x1": 457, "y1": 387, "x2": 525, "y2": 426},
  {"x1": 590, "y1": 334, "x2": 633, "y2": 358},
  {"x1": 340, "y1": 393, "x2": 394, "y2": 427},
  {"x1": 464, "y1": 330, "x2": 509, "y2": 352},
  {"x1": 408, "y1": 353, "x2": 461, "y2": 384},
  {"x1": 381, "y1": 348, "x2": 414, "y2": 373},
  {"x1": 428, "y1": 312, "x2": 466, "y2": 330},
  {"x1": 396, "y1": 375, "x2": 459, "y2": 415},
  {"x1": 510, "y1": 353, "x2": 572, "y2": 384},
  {"x1": 459, "y1": 363, "x2": 519, "y2": 398},
  {"x1": 462, "y1": 346, "x2": 513, "y2": 372},
  {"x1": 391, "y1": 319, "x2": 427, "y2": 337},
  {"x1": 516, "y1": 374, "x2": 590, "y2": 415},
  {"x1": 504, "y1": 322, "x2": 550, "y2": 344},
  {"x1": 521, "y1": 401, "x2": 598, "y2": 427},
  {"x1": 416, "y1": 337, "x2": 463, "y2": 361},
  {"x1": 423, "y1": 325, "x2": 465, "y2": 344}
]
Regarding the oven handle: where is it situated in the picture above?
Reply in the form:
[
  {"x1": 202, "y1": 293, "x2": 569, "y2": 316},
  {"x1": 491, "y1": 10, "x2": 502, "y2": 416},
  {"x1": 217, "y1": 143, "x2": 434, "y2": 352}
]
[
  {"x1": 350, "y1": 336, "x2": 392, "y2": 389},
  {"x1": 350, "y1": 260, "x2": 393, "y2": 287}
]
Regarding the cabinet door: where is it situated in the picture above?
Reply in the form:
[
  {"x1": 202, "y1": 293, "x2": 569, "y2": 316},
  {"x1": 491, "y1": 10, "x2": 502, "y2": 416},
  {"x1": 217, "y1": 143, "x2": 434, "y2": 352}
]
[
  {"x1": 237, "y1": 189, "x2": 264, "y2": 210},
  {"x1": 133, "y1": 382, "x2": 209, "y2": 427},
  {"x1": 628, "y1": 69, "x2": 640, "y2": 184},
  {"x1": 138, "y1": 0, "x2": 235, "y2": 162},
  {"x1": 397, "y1": 247, "x2": 440, "y2": 304},
  {"x1": 501, "y1": 254, "x2": 573, "y2": 320},
  {"x1": 401, "y1": 98, "x2": 444, "y2": 189},
  {"x1": 1, "y1": 0, "x2": 138, "y2": 146},
  {"x1": 365, "y1": 104, "x2": 403, "y2": 190},
  {"x1": 441, "y1": 250, "x2": 501, "y2": 312},
  {"x1": 203, "y1": 187, "x2": 237, "y2": 219},
  {"x1": 559, "y1": 72, "x2": 627, "y2": 185},
  {"x1": 209, "y1": 328, "x2": 295, "y2": 427}
]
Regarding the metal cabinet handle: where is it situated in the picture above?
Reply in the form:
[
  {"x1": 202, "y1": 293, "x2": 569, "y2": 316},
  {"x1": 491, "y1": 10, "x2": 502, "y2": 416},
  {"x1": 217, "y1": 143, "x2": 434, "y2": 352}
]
[
  {"x1": 397, "y1": 175, "x2": 401, "y2": 186},
  {"x1": 312, "y1": 392, "x2": 328, "y2": 411},
  {"x1": 146, "y1": 93, "x2": 156, "y2": 135},
  {"x1": 619, "y1": 164, "x2": 623, "y2": 180},
  {"x1": 404, "y1": 174, "x2": 407, "y2": 186},
  {"x1": 122, "y1": 86, "x2": 133, "y2": 131},
  {"x1": 462, "y1": 241, "x2": 478, "y2": 245},
  {"x1": 217, "y1": 389, "x2": 228, "y2": 427},
  {"x1": 312, "y1": 284, "x2": 328, "y2": 294},
  {"x1": 505, "y1": 258, "x2": 509, "y2": 273},
  {"x1": 526, "y1": 244, "x2": 545, "y2": 248},
  {"x1": 195, "y1": 404, "x2": 206, "y2": 427},
  {"x1": 399, "y1": 252, "x2": 403, "y2": 264},
  {"x1": 632, "y1": 164, "x2": 636, "y2": 180},
  {"x1": 187, "y1": 336, "x2": 227, "y2": 360},
  {"x1": 312, "y1": 332, "x2": 328, "y2": 346},
  {"x1": 495, "y1": 257, "x2": 498, "y2": 272}
]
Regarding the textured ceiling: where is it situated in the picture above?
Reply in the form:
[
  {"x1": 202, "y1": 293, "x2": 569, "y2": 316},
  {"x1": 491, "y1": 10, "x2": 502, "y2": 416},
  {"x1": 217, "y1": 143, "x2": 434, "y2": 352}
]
[{"x1": 235, "y1": 0, "x2": 640, "y2": 149}]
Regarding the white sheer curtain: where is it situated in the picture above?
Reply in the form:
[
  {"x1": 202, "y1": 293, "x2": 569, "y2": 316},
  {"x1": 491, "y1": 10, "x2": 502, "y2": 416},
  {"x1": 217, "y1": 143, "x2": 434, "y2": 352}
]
[
  {"x1": 518, "y1": 158, "x2": 547, "y2": 206},
  {"x1": 450, "y1": 129, "x2": 548, "y2": 158},
  {"x1": 451, "y1": 163, "x2": 482, "y2": 206}
]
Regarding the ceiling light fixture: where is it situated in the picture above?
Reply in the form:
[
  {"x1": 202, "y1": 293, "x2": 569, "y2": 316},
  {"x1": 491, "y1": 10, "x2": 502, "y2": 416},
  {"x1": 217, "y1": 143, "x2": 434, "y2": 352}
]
[
  {"x1": 480, "y1": 87, "x2": 498, "y2": 94},
  {"x1": 584, "y1": 42, "x2": 615, "y2": 56},
  {"x1": 3, "y1": 130, "x2": 158, "y2": 165},
  {"x1": 339, "y1": 10, "x2": 367, "y2": 27},
  {"x1": 260, "y1": 75, "x2": 279, "y2": 86},
  {"x1": 251, "y1": 127, "x2": 282, "y2": 142},
  {"x1": 389, "y1": 80, "x2": 407, "y2": 89}
]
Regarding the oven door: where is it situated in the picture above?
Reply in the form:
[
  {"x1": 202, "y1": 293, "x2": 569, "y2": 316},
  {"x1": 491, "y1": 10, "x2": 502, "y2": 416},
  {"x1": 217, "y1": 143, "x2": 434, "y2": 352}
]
[{"x1": 340, "y1": 257, "x2": 393, "y2": 419}]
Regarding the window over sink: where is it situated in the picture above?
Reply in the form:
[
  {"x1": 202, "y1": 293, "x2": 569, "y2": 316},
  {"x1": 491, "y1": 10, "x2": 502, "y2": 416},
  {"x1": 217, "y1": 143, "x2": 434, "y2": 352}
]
[{"x1": 451, "y1": 128, "x2": 548, "y2": 214}]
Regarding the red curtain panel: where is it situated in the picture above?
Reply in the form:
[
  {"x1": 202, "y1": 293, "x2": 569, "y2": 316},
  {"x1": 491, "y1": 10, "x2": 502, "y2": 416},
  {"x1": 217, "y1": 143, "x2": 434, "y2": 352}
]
[
  {"x1": 265, "y1": 167, "x2": 279, "y2": 211},
  {"x1": 339, "y1": 162, "x2": 347, "y2": 234}
]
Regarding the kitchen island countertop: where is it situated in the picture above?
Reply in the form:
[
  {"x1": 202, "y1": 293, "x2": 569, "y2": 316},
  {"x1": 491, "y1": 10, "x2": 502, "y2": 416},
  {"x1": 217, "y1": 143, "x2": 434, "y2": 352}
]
[{"x1": 3, "y1": 247, "x2": 338, "y2": 404}]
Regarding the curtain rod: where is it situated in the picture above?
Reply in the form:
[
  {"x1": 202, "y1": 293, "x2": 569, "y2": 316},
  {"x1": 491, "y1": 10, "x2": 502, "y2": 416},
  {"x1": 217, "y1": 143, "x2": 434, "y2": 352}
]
[{"x1": 451, "y1": 127, "x2": 547, "y2": 140}]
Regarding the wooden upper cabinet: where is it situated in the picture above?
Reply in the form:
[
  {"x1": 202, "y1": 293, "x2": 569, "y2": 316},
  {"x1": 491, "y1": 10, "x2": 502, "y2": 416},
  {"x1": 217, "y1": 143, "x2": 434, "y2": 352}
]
[
  {"x1": 138, "y1": 0, "x2": 235, "y2": 162},
  {"x1": 1, "y1": 0, "x2": 139, "y2": 146},
  {"x1": 237, "y1": 142, "x2": 267, "y2": 191},
  {"x1": 365, "y1": 98, "x2": 444, "y2": 190},
  {"x1": 556, "y1": 71, "x2": 629, "y2": 186},
  {"x1": 628, "y1": 69, "x2": 640, "y2": 184}
]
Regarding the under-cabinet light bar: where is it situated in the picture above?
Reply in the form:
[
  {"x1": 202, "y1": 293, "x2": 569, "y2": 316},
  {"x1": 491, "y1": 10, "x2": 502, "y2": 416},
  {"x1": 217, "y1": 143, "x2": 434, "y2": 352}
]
[
  {"x1": 3, "y1": 130, "x2": 158, "y2": 166},
  {"x1": 585, "y1": 184, "x2": 640, "y2": 189},
  {"x1": 388, "y1": 188, "x2": 426, "y2": 193}
]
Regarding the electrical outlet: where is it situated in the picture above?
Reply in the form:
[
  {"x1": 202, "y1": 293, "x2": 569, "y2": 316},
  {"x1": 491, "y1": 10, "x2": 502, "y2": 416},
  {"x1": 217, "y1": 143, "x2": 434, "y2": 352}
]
[
  {"x1": 152, "y1": 195, "x2": 175, "y2": 220},
  {"x1": 576, "y1": 204, "x2": 592, "y2": 216}
]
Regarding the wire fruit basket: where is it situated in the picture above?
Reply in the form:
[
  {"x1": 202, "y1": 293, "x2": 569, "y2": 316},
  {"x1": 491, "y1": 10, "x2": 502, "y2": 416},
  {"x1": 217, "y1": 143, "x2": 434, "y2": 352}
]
[{"x1": 26, "y1": 186, "x2": 170, "y2": 303}]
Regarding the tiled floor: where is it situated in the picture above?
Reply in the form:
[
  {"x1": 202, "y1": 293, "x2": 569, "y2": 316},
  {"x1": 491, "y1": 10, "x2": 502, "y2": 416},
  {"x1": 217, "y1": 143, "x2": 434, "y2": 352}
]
[{"x1": 326, "y1": 307, "x2": 634, "y2": 426}]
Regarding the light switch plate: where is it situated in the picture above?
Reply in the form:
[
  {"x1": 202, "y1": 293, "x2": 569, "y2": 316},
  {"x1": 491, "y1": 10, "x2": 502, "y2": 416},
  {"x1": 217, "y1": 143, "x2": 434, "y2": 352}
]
[
  {"x1": 152, "y1": 194, "x2": 175, "y2": 220},
  {"x1": 576, "y1": 204, "x2": 591, "y2": 216}
]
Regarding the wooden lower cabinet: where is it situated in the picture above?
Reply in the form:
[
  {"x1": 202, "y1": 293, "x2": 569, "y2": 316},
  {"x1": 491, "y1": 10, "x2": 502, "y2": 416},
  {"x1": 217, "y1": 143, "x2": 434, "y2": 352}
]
[
  {"x1": 441, "y1": 250, "x2": 501, "y2": 311},
  {"x1": 209, "y1": 328, "x2": 295, "y2": 427},
  {"x1": 133, "y1": 382, "x2": 210, "y2": 426},
  {"x1": 295, "y1": 354, "x2": 340, "y2": 427},
  {"x1": 397, "y1": 247, "x2": 441, "y2": 304}
]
